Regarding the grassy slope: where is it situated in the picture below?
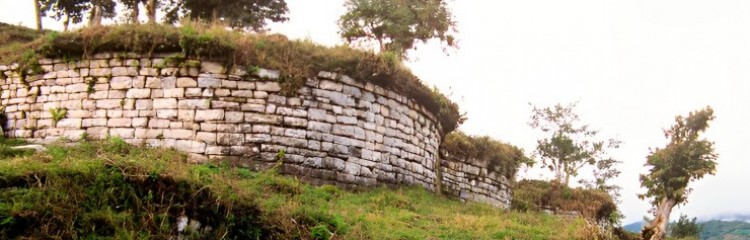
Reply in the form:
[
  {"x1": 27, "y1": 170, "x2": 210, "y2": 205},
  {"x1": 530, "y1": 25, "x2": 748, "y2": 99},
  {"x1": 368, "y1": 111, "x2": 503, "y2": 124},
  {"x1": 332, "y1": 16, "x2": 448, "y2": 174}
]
[{"x1": 0, "y1": 139, "x2": 592, "y2": 239}]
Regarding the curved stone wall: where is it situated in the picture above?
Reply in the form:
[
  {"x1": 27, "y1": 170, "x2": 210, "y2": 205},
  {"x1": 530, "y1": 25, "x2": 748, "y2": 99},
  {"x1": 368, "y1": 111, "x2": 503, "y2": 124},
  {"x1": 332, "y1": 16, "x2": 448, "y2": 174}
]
[{"x1": 0, "y1": 53, "x2": 511, "y2": 208}]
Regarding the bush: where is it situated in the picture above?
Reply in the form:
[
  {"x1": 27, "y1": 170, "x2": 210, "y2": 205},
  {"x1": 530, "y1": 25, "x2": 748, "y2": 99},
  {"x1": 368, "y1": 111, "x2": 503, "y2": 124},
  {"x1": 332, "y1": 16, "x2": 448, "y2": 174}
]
[
  {"x1": 441, "y1": 131, "x2": 533, "y2": 179},
  {"x1": 512, "y1": 179, "x2": 618, "y2": 225}
]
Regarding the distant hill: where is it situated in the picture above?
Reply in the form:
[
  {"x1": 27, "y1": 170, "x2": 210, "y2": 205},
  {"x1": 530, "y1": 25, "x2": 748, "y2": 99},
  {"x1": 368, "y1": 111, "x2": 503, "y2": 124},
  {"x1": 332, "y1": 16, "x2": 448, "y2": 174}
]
[{"x1": 623, "y1": 219, "x2": 750, "y2": 240}]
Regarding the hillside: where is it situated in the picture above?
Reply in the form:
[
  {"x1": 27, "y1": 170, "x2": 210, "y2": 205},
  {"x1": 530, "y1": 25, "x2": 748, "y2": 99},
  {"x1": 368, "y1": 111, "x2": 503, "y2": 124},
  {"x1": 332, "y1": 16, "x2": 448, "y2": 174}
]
[
  {"x1": 623, "y1": 220, "x2": 750, "y2": 240},
  {"x1": 0, "y1": 138, "x2": 601, "y2": 239}
]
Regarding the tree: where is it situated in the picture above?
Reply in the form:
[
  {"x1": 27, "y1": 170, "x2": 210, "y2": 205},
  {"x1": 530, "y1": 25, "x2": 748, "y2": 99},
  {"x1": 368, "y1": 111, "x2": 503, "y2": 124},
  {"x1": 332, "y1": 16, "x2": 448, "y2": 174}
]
[
  {"x1": 33, "y1": 0, "x2": 43, "y2": 30},
  {"x1": 88, "y1": 0, "x2": 117, "y2": 26},
  {"x1": 145, "y1": 0, "x2": 157, "y2": 23},
  {"x1": 164, "y1": 0, "x2": 289, "y2": 31},
  {"x1": 338, "y1": 0, "x2": 457, "y2": 58},
  {"x1": 639, "y1": 107, "x2": 717, "y2": 240},
  {"x1": 670, "y1": 214, "x2": 702, "y2": 239},
  {"x1": 529, "y1": 102, "x2": 620, "y2": 188},
  {"x1": 40, "y1": 0, "x2": 89, "y2": 31}
]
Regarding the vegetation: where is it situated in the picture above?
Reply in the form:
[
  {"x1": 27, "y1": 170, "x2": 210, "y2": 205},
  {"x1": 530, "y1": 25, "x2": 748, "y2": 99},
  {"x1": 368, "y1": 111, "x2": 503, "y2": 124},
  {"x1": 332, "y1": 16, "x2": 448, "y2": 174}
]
[
  {"x1": 0, "y1": 22, "x2": 462, "y2": 134},
  {"x1": 639, "y1": 107, "x2": 718, "y2": 240},
  {"x1": 0, "y1": 138, "x2": 598, "y2": 239},
  {"x1": 441, "y1": 131, "x2": 532, "y2": 180},
  {"x1": 511, "y1": 179, "x2": 619, "y2": 226},
  {"x1": 670, "y1": 214, "x2": 701, "y2": 239},
  {"x1": 164, "y1": 0, "x2": 289, "y2": 31},
  {"x1": 700, "y1": 220, "x2": 750, "y2": 240},
  {"x1": 529, "y1": 102, "x2": 621, "y2": 190},
  {"x1": 339, "y1": 0, "x2": 457, "y2": 58}
]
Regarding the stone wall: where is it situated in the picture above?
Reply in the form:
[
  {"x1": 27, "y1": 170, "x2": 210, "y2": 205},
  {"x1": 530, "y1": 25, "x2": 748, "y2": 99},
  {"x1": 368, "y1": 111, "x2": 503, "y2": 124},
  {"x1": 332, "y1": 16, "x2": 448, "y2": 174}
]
[
  {"x1": 0, "y1": 53, "x2": 511, "y2": 208},
  {"x1": 440, "y1": 156, "x2": 512, "y2": 208}
]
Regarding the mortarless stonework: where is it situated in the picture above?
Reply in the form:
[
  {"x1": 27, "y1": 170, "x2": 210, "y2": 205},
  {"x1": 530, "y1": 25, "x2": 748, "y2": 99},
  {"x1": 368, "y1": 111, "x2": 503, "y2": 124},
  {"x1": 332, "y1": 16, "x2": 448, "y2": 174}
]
[{"x1": 0, "y1": 53, "x2": 511, "y2": 208}]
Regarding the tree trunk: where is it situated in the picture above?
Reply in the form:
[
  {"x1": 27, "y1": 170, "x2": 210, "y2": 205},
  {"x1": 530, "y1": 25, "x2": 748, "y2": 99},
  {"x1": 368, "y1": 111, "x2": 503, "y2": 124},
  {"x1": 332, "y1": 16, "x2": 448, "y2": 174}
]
[
  {"x1": 642, "y1": 198, "x2": 677, "y2": 240},
  {"x1": 130, "y1": 4, "x2": 140, "y2": 24},
  {"x1": 89, "y1": 4, "x2": 102, "y2": 26},
  {"x1": 33, "y1": 0, "x2": 42, "y2": 30},
  {"x1": 211, "y1": 7, "x2": 220, "y2": 24},
  {"x1": 63, "y1": 14, "x2": 70, "y2": 31},
  {"x1": 146, "y1": 0, "x2": 157, "y2": 23}
]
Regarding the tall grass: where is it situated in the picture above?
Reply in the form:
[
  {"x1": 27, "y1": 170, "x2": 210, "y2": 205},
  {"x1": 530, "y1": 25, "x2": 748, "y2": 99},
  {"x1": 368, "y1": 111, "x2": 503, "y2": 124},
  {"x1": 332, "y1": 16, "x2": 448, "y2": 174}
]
[{"x1": 0, "y1": 139, "x2": 597, "y2": 239}]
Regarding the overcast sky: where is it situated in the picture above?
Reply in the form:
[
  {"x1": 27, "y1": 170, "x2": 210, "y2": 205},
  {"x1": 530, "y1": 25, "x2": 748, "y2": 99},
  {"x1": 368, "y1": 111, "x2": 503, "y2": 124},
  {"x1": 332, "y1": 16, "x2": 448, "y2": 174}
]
[{"x1": 1, "y1": 0, "x2": 749, "y2": 224}]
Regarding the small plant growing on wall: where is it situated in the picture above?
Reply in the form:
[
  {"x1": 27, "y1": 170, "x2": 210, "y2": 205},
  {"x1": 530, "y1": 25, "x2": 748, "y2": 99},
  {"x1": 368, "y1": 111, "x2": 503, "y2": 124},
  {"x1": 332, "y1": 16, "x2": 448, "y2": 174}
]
[{"x1": 49, "y1": 107, "x2": 67, "y2": 126}]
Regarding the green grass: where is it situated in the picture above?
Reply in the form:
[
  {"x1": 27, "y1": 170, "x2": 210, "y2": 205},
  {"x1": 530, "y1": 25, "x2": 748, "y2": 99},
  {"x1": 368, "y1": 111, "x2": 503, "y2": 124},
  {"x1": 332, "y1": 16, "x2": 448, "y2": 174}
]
[
  {"x1": 0, "y1": 22, "x2": 462, "y2": 134},
  {"x1": 0, "y1": 139, "x2": 596, "y2": 239}
]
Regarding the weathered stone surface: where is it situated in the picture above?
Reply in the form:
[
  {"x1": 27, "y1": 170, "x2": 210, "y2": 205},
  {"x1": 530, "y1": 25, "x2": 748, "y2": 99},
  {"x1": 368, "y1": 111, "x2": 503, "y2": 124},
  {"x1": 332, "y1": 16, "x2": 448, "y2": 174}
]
[
  {"x1": 177, "y1": 77, "x2": 197, "y2": 87},
  {"x1": 153, "y1": 98, "x2": 177, "y2": 109},
  {"x1": 256, "y1": 82, "x2": 281, "y2": 92},
  {"x1": 194, "y1": 109, "x2": 224, "y2": 121},
  {"x1": 111, "y1": 77, "x2": 133, "y2": 89}
]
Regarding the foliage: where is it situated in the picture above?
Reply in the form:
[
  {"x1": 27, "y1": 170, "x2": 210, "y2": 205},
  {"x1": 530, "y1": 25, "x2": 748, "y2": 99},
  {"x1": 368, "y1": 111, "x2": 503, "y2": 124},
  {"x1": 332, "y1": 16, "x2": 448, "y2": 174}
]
[
  {"x1": 511, "y1": 179, "x2": 619, "y2": 227},
  {"x1": 670, "y1": 214, "x2": 701, "y2": 239},
  {"x1": 441, "y1": 131, "x2": 532, "y2": 180},
  {"x1": 0, "y1": 139, "x2": 598, "y2": 239},
  {"x1": 639, "y1": 106, "x2": 718, "y2": 206},
  {"x1": 39, "y1": 0, "x2": 90, "y2": 30},
  {"x1": 0, "y1": 23, "x2": 462, "y2": 134},
  {"x1": 49, "y1": 107, "x2": 67, "y2": 125},
  {"x1": 164, "y1": 0, "x2": 289, "y2": 31},
  {"x1": 529, "y1": 102, "x2": 621, "y2": 189},
  {"x1": 639, "y1": 107, "x2": 717, "y2": 240},
  {"x1": 339, "y1": 0, "x2": 457, "y2": 58}
]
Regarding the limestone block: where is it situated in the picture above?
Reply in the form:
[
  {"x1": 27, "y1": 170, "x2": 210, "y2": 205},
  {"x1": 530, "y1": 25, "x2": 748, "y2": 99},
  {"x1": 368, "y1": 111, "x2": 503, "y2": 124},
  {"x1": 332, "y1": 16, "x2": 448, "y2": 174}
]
[
  {"x1": 126, "y1": 89, "x2": 152, "y2": 99},
  {"x1": 256, "y1": 82, "x2": 281, "y2": 92},
  {"x1": 172, "y1": 77, "x2": 196, "y2": 87},
  {"x1": 111, "y1": 67, "x2": 138, "y2": 76},
  {"x1": 283, "y1": 117, "x2": 307, "y2": 128},
  {"x1": 153, "y1": 98, "x2": 177, "y2": 109},
  {"x1": 225, "y1": 111, "x2": 244, "y2": 123},
  {"x1": 245, "y1": 114, "x2": 281, "y2": 124},
  {"x1": 198, "y1": 76, "x2": 221, "y2": 88},
  {"x1": 110, "y1": 128, "x2": 135, "y2": 139},
  {"x1": 196, "y1": 132, "x2": 217, "y2": 144},
  {"x1": 319, "y1": 80, "x2": 343, "y2": 92},
  {"x1": 178, "y1": 99, "x2": 210, "y2": 109},
  {"x1": 65, "y1": 83, "x2": 88, "y2": 93},
  {"x1": 200, "y1": 62, "x2": 224, "y2": 74},
  {"x1": 231, "y1": 90, "x2": 254, "y2": 97},
  {"x1": 135, "y1": 99, "x2": 153, "y2": 110},
  {"x1": 96, "y1": 99, "x2": 122, "y2": 109},
  {"x1": 237, "y1": 81, "x2": 254, "y2": 90},
  {"x1": 178, "y1": 109, "x2": 195, "y2": 121},
  {"x1": 108, "y1": 118, "x2": 132, "y2": 127},
  {"x1": 185, "y1": 88, "x2": 202, "y2": 97},
  {"x1": 163, "y1": 88, "x2": 184, "y2": 98},
  {"x1": 156, "y1": 109, "x2": 177, "y2": 119},
  {"x1": 89, "y1": 68, "x2": 111, "y2": 77},
  {"x1": 217, "y1": 133, "x2": 244, "y2": 145},
  {"x1": 165, "y1": 129, "x2": 194, "y2": 140},
  {"x1": 110, "y1": 77, "x2": 133, "y2": 89},
  {"x1": 175, "y1": 140, "x2": 206, "y2": 154},
  {"x1": 145, "y1": 77, "x2": 162, "y2": 88},
  {"x1": 194, "y1": 109, "x2": 224, "y2": 121}
]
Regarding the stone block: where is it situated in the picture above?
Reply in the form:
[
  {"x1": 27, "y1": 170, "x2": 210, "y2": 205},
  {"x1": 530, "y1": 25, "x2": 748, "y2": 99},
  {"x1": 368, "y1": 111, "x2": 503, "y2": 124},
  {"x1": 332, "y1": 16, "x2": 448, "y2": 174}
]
[
  {"x1": 256, "y1": 82, "x2": 281, "y2": 92},
  {"x1": 126, "y1": 89, "x2": 151, "y2": 99},
  {"x1": 195, "y1": 109, "x2": 224, "y2": 121},
  {"x1": 178, "y1": 99, "x2": 210, "y2": 109},
  {"x1": 110, "y1": 77, "x2": 133, "y2": 89},
  {"x1": 198, "y1": 76, "x2": 221, "y2": 88},
  {"x1": 176, "y1": 77, "x2": 197, "y2": 87}
]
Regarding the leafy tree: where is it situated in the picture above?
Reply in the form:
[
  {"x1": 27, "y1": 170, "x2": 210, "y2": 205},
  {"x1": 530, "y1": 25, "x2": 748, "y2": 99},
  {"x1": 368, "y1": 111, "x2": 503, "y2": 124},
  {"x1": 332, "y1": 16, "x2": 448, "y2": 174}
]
[
  {"x1": 338, "y1": 0, "x2": 457, "y2": 58},
  {"x1": 529, "y1": 102, "x2": 621, "y2": 188},
  {"x1": 670, "y1": 214, "x2": 702, "y2": 239},
  {"x1": 164, "y1": 0, "x2": 289, "y2": 31},
  {"x1": 639, "y1": 107, "x2": 718, "y2": 240},
  {"x1": 40, "y1": 0, "x2": 89, "y2": 31}
]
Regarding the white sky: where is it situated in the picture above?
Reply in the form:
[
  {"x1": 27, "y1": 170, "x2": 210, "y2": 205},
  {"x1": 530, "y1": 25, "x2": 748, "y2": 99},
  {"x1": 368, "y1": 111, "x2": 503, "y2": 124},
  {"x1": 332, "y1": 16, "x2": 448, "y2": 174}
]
[{"x1": 2, "y1": 0, "x2": 749, "y2": 224}]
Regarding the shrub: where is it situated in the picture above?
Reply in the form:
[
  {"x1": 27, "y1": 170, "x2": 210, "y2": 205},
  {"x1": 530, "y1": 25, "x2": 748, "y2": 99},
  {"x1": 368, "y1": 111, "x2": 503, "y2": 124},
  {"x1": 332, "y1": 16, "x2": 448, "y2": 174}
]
[
  {"x1": 441, "y1": 131, "x2": 533, "y2": 179},
  {"x1": 511, "y1": 179, "x2": 618, "y2": 226}
]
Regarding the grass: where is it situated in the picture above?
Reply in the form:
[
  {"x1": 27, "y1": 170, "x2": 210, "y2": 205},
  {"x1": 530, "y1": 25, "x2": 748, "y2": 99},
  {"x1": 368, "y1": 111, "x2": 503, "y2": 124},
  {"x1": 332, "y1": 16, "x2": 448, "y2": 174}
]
[
  {"x1": 0, "y1": 138, "x2": 599, "y2": 239},
  {"x1": 511, "y1": 179, "x2": 619, "y2": 226},
  {"x1": 0, "y1": 22, "x2": 463, "y2": 134}
]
